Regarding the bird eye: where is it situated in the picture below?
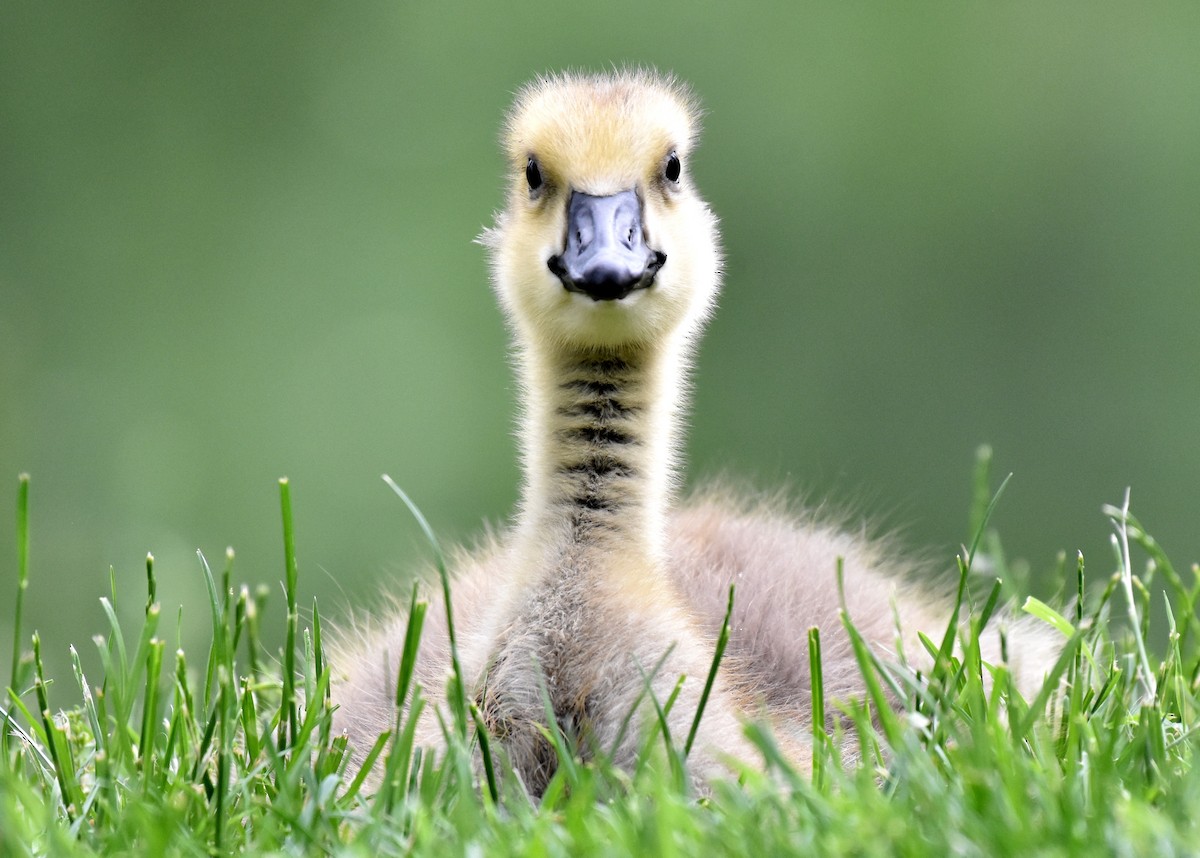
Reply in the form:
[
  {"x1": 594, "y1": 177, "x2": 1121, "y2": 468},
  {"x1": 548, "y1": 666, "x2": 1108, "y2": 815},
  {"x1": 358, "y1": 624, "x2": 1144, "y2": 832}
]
[
  {"x1": 664, "y1": 151, "x2": 681, "y2": 183},
  {"x1": 525, "y1": 158, "x2": 544, "y2": 193}
]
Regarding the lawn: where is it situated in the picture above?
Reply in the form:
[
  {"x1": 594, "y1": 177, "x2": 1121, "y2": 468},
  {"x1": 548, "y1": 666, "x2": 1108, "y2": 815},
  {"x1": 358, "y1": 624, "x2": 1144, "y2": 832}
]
[{"x1": 3, "y1": 455, "x2": 1198, "y2": 856}]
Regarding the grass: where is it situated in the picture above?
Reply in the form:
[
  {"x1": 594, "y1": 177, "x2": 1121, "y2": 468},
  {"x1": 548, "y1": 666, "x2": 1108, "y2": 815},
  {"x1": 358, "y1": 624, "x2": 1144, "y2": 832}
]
[{"x1": 3, "y1": 450, "x2": 1200, "y2": 856}]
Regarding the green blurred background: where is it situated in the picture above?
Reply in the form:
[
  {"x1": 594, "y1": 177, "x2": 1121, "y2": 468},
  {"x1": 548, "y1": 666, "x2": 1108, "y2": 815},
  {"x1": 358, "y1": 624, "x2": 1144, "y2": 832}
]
[{"x1": 2, "y1": 2, "x2": 1197, "y2": 690}]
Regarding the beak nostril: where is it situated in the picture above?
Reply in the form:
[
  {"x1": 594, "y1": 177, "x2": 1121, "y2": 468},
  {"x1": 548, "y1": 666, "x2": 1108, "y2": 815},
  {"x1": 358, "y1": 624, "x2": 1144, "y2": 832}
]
[{"x1": 555, "y1": 189, "x2": 662, "y2": 300}]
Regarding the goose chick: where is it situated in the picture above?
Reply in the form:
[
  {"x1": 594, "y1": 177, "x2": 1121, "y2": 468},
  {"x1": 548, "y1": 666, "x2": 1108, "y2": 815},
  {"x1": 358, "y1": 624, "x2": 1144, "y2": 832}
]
[{"x1": 332, "y1": 69, "x2": 1060, "y2": 793}]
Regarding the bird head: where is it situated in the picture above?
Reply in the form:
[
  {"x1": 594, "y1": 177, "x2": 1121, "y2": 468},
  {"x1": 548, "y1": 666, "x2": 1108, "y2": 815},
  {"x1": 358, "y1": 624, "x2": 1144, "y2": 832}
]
[{"x1": 483, "y1": 70, "x2": 721, "y2": 354}]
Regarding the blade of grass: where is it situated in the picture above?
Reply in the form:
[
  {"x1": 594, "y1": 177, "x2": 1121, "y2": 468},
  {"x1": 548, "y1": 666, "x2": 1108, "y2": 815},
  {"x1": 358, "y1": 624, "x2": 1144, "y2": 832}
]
[
  {"x1": 1014, "y1": 631, "x2": 1083, "y2": 739},
  {"x1": 9, "y1": 474, "x2": 30, "y2": 697},
  {"x1": 611, "y1": 643, "x2": 675, "y2": 760},
  {"x1": 240, "y1": 675, "x2": 261, "y2": 768},
  {"x1": 140, "y1": 638, "x2": 165, "y2": 773},
  {"x1": 395, "y1": 584, "x2": 428, "y2": 714},
  {"x1": 685, "y1": 583, "x2": 734, "y2": 758},
  {"x1": 344, "y1": 729, "x2": 392, "y2": 803},
  {"x1": 377, "y1": 586, "x2": 432, "y2": 810},
  {"x1": 33, "y1": 633, "x2": 81, "y2": 819},
  {"x1": 144, "y1": 551, "x2": 156, "y2": 617},
  {"x1": 1104, "y1": 490, "x2": 1156, "y2": 703},
  {"x1": 469, "y1": 700, "x2": 499, "y2": 804},
  {"x1": 68, "y1": 646, "x2": 102, "y2": 761},
  {"x1": 213, "y1": 668, "x2": 232, "y2": 853},
  {"x1": 631, "y1": 661, "x2": 687, "y2": 791},
  {"x1": 967, "y1": 468, "x2": 1013, "y2": 568},
  {"x1": 279, "y1": 477, "x2": 300, "y2": 749},
  {"x1": 535, "y1": 676, "x2": 579, "y2": 792},
  {"x1": 380, "y1": 689, "x2": 429, "y2": 812},
  {"x1": 244, "y1": 585, "x2": 266, "y2": 681},
  {"x1": 1, "y1": 694, "x2": 54, "y2": 773},
  {"x1": 839, "y1": 611, "x2": 904, "y2": 750},
  {"x1": 809, "y1": 626, "x2": 826, "y2": 790},
  {"x1": 383, "y1": 475, "x2": 469, "y2": 739},
  {"x1": 288, "y1": 668, "x2": 331, "y2": 775},
  {"x1": 311, "y1": 598, "x2": 333, "y2": 755}
]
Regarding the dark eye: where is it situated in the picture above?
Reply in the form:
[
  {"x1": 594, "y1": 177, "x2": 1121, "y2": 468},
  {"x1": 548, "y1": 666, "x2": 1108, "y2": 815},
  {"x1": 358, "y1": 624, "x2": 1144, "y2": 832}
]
[
  {"x1": 664, "y1": 151, "x2": 681, "y2": 183},
  {"x1": 525, "y1": 157, "x2": 543, "y2": 193}
]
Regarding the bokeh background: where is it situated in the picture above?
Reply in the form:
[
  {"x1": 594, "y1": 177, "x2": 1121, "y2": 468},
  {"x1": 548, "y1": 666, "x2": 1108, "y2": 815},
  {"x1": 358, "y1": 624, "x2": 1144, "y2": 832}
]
[{"x1": 2, "y1": 2, "x2": 1197, "y2": 690}]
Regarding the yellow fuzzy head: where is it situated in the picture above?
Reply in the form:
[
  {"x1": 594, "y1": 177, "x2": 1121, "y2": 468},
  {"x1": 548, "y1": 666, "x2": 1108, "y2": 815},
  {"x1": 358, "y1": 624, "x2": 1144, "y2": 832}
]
[{"x1": 482, "y1": 69, "x2": 721, "y2": 353}]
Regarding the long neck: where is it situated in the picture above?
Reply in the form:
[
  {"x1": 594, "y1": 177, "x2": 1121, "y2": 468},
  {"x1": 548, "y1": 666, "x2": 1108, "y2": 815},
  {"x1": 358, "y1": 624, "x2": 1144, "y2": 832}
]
[{"x1": 510, "y1": 335, "x2": 688, "y2": 586}]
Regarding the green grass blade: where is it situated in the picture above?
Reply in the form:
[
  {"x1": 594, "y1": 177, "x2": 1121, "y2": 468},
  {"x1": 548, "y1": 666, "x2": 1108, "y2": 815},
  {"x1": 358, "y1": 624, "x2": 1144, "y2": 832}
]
[
  {"x1": 344, "y1": 729, "x2": 392, "y2": 802},
  {"x1": 144, "y1": 551, "x2": 156, "y2": 617},
  {"x1": 395, "y1": 584, "x2": 429, "y2": 712},
  {"x1": 32, "y1": 633, "x2": 81, "y2": 819},
  {"x1": 469, "y1": 699, "x2": 499, "y2": 804},
  {"x1": 383, "y1": 475, "x2": 469, "y2": 739},
  {"x1": 279, "y1": 477, "x2": 300, "y2": 749},
  {"x1": 1104, "y1": 491, "x2": 1157, "y2": 703},
  {"x1": 139, "y1": 638, "x2": 165, "y2": 772},
  {"x1": 839, "y1": 611, "x2": 903, "y2": 750},
  {"x1": 2, "y1": 692, "x2": 55, "y2": 773},
  {"x1": 9, "y1": 474, "x2": 30, "y2": 698},
  {"x1": 685, "y1": 583, "x2": 734, "y2": 757},
  {"x1": 967, "y1": 470, "x2": 1013, "y2": 567},
  {"x1": 809, "y1": 626, "x2": 826, "y2": 789}
]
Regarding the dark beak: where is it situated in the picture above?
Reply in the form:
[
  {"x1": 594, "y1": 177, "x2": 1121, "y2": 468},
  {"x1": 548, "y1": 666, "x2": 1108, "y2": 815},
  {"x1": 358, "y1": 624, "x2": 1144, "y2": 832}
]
[{"x1": 547, "y1": 189, "x2": 666, "y2": 301}]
